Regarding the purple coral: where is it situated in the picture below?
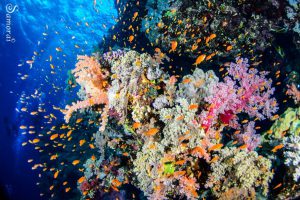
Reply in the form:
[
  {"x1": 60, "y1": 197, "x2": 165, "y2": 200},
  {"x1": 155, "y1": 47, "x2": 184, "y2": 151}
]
[{"x1": 103, "y1": 50, "x2": 126, "y2": 61}]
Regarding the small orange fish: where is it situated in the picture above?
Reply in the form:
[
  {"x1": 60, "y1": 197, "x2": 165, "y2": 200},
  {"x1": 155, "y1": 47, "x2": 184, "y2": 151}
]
[
  {"x1": 271, "y1": 144, "x2": 284, "y2": 153},
  {"x1": 133, "y1": 122, "x2": 141, "y2": 129},
  {"x1": 111, "y1": 179, "x2": 122, "y2": 187},
  {"x1": 67, "y1": 130, "x2": 73, "y2": 137},
  {"x1": 176, "y1": 115, "x2": 184, "y2": 121},
  {"x1": 210, "y1": 156, "x2": 219, "y2": 163},
  {"x1": 72, "y1": 160, "x2": 80, "y2": 166},
  {"x1": 77, "y1": 176, "x2": 85, "y2": 183},
  {"x1": 32, "y1": 138, "x2": 40, "y2": 144},
  {"x1": 226, "y1": 45, "x2": 233, "y2": 51},
  {"x1": 273, "y1": 183, "x2": 282, "y2": 190},
  {"x1": 30, "y1": 111, "x2": 38, "y2": 115},
  {"x1": 239, "y1": 144, "x2": 248, "y2": 150},
  {"x1": 173, "y1": 170, "x2": 186, "y2": 178},
  {"x1": 50, "y1": 154, "x2": 58, "y2": 160},
  {"x1": 144, "y1": 128, "x2": 159, "y2": 136},
  {"x1": 54, "y1": 170, "x2": 59, "y2": 179},
  {"x1": 205, "y1": 33, "x2": 216, "y2": 44},
  {"x1": 128, "y1": 35, "x2": 134, "y2": 43},
  {"x1": 170, "y1": 41, "x2": 178, "y2": 52},
  {"x1": 50, "y1": 134, "x2": 59, "y2": 140},
  {"x1": 208, "y1": 144, "x2": 223, "y2": 152},
  {"x1": 175, "y1": 160, "x2": 186, "y2": 165},
  {"x1": 188, "y1": 104, "x2": 198, "y2": 110},
  {"x1": 182, "y1": 78, "x2": 191, "y2": 84},
  {"x1": 241, "y1": 119, "x2": 249, "y2": 124},
  {"x1": 193, "y1": 54, "x2": 206, "y2": 66},
  {"x1": 191, "y1": 146, "x2": 206, "y2": 156},
  {"x1": 191, "y1": 44, "x2": 198, "y2": 51},
  {"x1": 132, "y1": 12, "x2": 138, "y2": 21},
  {"x1": 79, "y1": 139, "x2": 86, "y2": 146},
  {"x1": 91, "y1": 155, "x2": 96, "y2": 161},
  {"x1": 76, "y1": 118, "x2": 83, "y2": 123},
  {"x1": 89, "y1": 144, "x2": 95, "y2": 149}
]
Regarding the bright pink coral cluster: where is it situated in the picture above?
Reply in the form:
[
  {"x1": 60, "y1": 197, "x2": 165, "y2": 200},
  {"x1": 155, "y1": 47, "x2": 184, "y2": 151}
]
[{"x1": 201, "y1": 57, "x2": 278, "y2": 132}]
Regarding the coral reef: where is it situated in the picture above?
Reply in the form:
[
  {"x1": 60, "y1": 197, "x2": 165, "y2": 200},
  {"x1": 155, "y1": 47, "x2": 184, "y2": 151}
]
[
  {"x1": 59, "y1": 50, "x2": 281, "y2": 200},
  {"x1": 142, "y1": 0, "x2": 297, "y2": 58}
]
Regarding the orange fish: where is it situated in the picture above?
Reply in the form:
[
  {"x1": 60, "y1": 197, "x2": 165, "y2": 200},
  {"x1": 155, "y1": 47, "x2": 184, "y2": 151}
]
[
  {"x1": 50, "y1": 154, "x2": 58, "y2": 160},
  {"x1": 32, "y1": 138, "x2": 40, "y2": 144},
  {"x1": 208, "y1": 144, "x2": 223, "y2": 152},
  {"x1": 128, "y1": 35, "x2": 134, "y2": 43},
  {"x1": 210, "y1": 155, "x2": 219, "y2": 163},
  {"x1": 67, "y1": 130, "x2": 73, "y2": 137},
  {"x1": 170, "y1": 41, "x2": 178, "y2": 52},
  {"x1": 226, "y1": 45, "x2": 233, "y2": 51},
  {"x1": 205, "y1": 33, "x2": 216, "y2": 44},
  {"x1": 111, "y1": 179, "x2": 122, "y2": 187},
  {"x1": 76, "y1": 118, "x2": 83, "y2": 123},
  {"x1": 72, "y1": 160, "x2": 80, "y2": 166},
  {"x1": 50, "y1": 134, "x2": 59, "y2": 140},
  {"x1": 191, "y1": 44, "x2": 198, "y2": 51},
  {"x1": 144, "y1": 128, "x2": 159, "y2": 136},
  {"x1": 77, "y1": 176, "x2": 85, "y2": 183},
  {"x1": 191, "y1": 146, "x2": 206, "y2": 156},
  {"x1": 175, "y1": 160, "x2": 186, "y2": 165},
  {"x1": 173, "y1": 171, "x2": 186, "y2": 178},
  {"x1": 176, "y1": 115, "x2": 184, "y2": 121},
  {"x1": 133, "y1": 122, "x2": 141, "y2": 129},
  {"x1": 182, "y1": 78, "x2": 191, "y2": 84},
  {"x1": 188, "y1": 104, "x2": 198, "y2": 110},
  {"x1": 232, "y1": 140, "x2": 238, "y2": 145},
  {"x1": 193, "y1": 54, "x2": 206, "y2": 66},
  {"x1": 273, "y1": 183, "x2": 282, "y2": 190},
  {"x1": 65, "y1": 187, "x2": 71, "y2": 192},
  {"x1": 79, "y1": 139, "x2": 86, "y2": 146},
  {"x1": 271, "y1": 144, "x2": 284, "y2": 153},
  {"x1": 54, "y1": 170, "x2": 59, "y2": 179},
  {"x1": 89, "y1": 144, "x2": 95, "y2": 149},
  {"x1": 132, "y1": 12, "x2": 138, "y2": 21},
  {"x1": 239, "y1": 144, "x2": 248, "y2": 150}
]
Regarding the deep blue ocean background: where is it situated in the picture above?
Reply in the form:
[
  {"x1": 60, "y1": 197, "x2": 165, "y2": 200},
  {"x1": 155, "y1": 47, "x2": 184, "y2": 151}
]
[{"x1": 0, "y1": 0, "x2": 117, "y2": 199}]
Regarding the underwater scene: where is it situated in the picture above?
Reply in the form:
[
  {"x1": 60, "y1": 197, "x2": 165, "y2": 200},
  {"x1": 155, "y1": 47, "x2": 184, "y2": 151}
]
[{"x1": 0, "y1": 0, "x2": 300, "y2": 199}]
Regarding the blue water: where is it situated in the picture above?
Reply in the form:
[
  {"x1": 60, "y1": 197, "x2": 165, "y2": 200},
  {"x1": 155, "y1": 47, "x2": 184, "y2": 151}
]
[{"x1": 0, "y1": 0, "x2": 117, "y2": 199}]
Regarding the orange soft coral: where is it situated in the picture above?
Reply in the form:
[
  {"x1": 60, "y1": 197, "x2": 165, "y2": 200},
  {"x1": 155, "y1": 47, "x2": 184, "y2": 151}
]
[{"x1": 64, "y1": 55, "x2": 109, "y2": 130}]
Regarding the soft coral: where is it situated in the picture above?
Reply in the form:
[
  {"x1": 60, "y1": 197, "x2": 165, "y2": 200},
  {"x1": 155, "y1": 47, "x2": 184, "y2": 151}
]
[{"x1": 200, "y1": 57, "x2": 278, "y2": 132}]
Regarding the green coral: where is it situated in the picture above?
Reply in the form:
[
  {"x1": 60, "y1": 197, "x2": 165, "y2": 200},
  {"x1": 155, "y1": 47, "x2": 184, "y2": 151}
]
[{"x1": 263, "y1": 107, "x2": 300, "y2": 141}]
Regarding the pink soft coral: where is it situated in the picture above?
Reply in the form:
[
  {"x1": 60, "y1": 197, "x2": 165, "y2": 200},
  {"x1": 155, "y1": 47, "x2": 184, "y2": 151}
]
[
  {"x1": 64, "y1": 55, "x2": 109, "y2": 131},
  {"x1": 201, "y1": 57, "x2": 278, "y2": 132},
  {"x1": 236, "y1": 121, "x2": 261, "y2": 151}
]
